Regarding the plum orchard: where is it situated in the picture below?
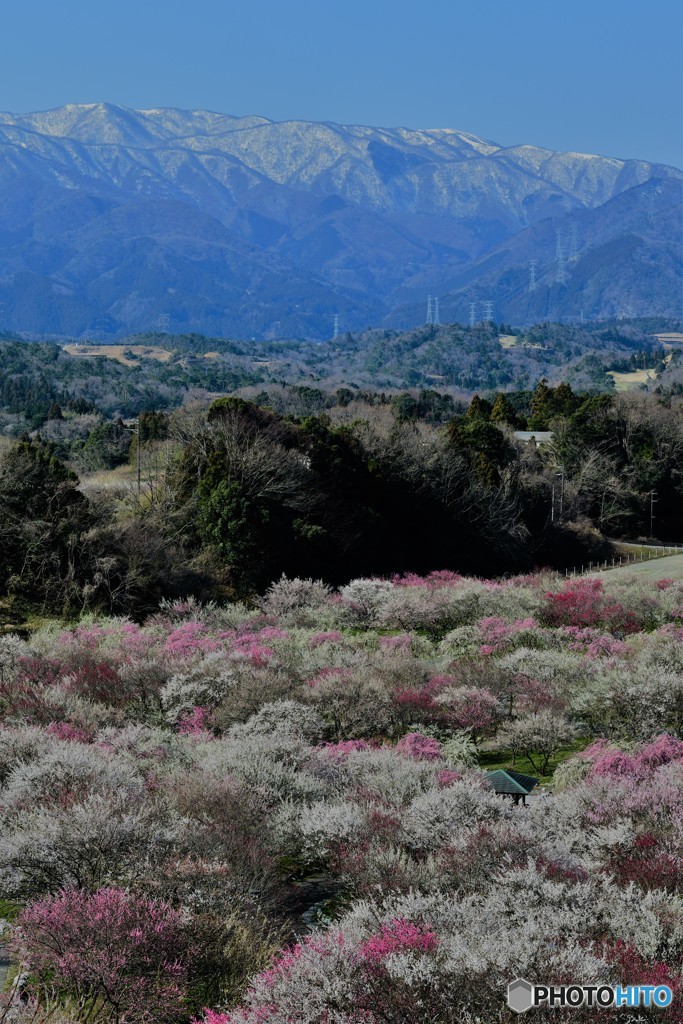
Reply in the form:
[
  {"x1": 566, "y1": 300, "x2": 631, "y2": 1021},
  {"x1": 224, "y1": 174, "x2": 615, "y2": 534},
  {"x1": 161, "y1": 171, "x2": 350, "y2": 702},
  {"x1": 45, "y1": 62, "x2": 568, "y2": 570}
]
[{"x1": 0, "y1": 570, "x2": 682, "y2": 1022}]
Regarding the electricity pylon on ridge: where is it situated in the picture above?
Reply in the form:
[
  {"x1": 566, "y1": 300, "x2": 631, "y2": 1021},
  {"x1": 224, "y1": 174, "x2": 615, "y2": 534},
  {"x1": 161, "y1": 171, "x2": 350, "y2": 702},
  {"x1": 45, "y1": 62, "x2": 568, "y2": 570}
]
[
  {"x1": 568, "y1": 224, "x2": 579, "y2": 263},
  {"x1": 426, "y1": 295, "x2": 433, "y2": 325},
  {"x1": 555, "y1": 232, "x2": 566, "y2": 285},
  {"x1": 529, "y1": 260, "x2": 537, "y2": 292},
  {"x1": 643, "y1": 184, "x2": 662, "y2": 219}
]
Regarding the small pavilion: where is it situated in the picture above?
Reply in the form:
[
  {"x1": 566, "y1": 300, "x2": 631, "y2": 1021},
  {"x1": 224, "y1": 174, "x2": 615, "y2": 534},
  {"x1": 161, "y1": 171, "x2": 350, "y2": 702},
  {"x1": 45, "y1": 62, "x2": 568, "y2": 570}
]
[{"x1": 486, "y1": 769, "x2": 539, "y2": 805}]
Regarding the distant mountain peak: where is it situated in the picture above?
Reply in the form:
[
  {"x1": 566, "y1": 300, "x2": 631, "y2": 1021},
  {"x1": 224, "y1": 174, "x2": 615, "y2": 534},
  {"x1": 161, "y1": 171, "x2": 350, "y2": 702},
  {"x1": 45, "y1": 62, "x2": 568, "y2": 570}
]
[{"x1": 0, "y1": 104, "x2": 679, "y2": 338}]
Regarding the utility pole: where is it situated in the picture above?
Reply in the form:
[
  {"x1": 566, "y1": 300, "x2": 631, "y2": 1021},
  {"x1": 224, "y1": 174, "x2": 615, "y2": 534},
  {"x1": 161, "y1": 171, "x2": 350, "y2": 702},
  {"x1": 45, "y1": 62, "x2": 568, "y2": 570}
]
[
  {"x1": 650, "y1": 490, "x2": 657, "y2": 538},
  {"x1": 558, "y1": 465, "x2": 565, "y2": 519},
  {"x1": 132, "y1": 420, "x2": 141, "y2": 497},
  {"x1": 551, "y1": 479, "x2": 556, "y2": 523}
]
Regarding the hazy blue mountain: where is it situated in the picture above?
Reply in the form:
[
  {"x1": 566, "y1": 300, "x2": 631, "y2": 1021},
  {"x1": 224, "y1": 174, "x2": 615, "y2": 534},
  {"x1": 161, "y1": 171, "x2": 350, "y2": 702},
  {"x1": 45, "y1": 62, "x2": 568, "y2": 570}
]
[
  {"x1": 0, "y1": 103, "x2": 680, "y2": 338},
  {"x1": 387, "y1": 177, "x2": 683, "y2": 328}
]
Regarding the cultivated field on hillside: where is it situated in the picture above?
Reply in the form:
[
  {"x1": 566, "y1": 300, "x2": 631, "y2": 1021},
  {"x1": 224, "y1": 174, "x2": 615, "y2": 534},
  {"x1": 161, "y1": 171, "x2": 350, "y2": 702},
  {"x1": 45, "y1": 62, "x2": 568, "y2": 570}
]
[
  {"x1": 607, "y1": 367, "x2": 656, "y2": 390},
  {"x1": 63, "y1": 344, "x2": 175, "y2": 365}
]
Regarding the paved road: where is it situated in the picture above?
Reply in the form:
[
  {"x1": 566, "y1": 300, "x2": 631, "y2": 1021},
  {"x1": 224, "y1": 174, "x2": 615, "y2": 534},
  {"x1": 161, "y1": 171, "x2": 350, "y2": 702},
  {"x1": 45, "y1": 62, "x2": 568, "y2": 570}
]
[{"x1": 588, "y1": 553, "x2": 683, "y2": 581}]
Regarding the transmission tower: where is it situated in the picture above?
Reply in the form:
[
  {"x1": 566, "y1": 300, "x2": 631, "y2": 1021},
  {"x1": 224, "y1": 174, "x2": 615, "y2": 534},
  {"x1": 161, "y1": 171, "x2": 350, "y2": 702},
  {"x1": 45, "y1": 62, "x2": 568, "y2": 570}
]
[
  {"x1": 555, "y1": 232, "x2": 566, "y2": 285},
  {"x1": 469, "y1": 302, "x2": 477, "y2": 328},
  {"x1": 569, "y1": 224, "x2": 579, "y2": 263},
  {"x1": 482, "y1": 300, "x2": 494, "y2": 322},
  {"x1": 156, "y1": 313, "x2": 170, "y2": 331},
  {"x1": 528, "y1": 260, "x2": 537, "y2": 292},
  {"x1": 332, "y1": 314, "x2": 340, "y2": 340},
  {"x1": 643, "y1": 184, "x2": 661, "y2": 219},
  {"x1": 425, "y1": 295, "x2": 433, "y2": 325},
  {"x1": 433, "y1": 297, "x2": 440, "y2": 325}
]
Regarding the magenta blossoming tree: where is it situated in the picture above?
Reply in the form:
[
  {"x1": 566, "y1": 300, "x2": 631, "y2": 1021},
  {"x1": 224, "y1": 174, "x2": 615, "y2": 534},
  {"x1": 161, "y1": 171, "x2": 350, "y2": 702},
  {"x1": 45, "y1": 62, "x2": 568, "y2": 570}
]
[{"x1": 11, "y1": 888, "x2": 194, "y2": 1024}]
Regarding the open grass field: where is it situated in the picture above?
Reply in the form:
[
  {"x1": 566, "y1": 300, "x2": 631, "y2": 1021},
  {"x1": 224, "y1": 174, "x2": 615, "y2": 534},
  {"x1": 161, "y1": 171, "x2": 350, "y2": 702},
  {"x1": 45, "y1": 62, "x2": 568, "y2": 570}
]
[
  {"x1": 497, "y1": 336, "x2": 544, "y2": 351},
  {"x1": 607, "y1": 368, "x2": 656, "y2": 390},
  {"x1": 590, "y1": 551, "x2": 683, "y2": 581},
  {"x1": 63, "y1": 344, "x2": 174, "y2": 365},
  {"x1": 478, "y1": 738, "x2": 588, "y2": 787},
  {"x1": 78, "y1": 463, "x2": 140, "y2": 495}
]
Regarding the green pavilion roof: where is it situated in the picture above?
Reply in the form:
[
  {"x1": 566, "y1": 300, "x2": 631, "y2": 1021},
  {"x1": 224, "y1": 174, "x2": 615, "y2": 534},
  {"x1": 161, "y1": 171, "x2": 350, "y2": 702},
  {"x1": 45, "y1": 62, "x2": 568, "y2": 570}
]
[{"x1": 486, "y1": 769, "x2": 539, "y2": 795}]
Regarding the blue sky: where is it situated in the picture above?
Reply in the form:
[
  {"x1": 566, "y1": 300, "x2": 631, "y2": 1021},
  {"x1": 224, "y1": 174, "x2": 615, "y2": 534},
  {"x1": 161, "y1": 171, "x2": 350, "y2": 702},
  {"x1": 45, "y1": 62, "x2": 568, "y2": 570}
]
[{"x1": 3, "y1": 0, "x2": 682, "y2": 167}]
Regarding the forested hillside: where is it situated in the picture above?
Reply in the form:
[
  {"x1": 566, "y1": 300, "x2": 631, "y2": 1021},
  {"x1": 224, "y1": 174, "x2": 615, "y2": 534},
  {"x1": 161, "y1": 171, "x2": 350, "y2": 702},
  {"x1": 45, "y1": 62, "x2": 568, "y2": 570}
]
[
  {"x1": 1, "y1": 379, "x2": 681, "y2": 620},
  {"x1": 0, "y1": 319, "x2": 680, "y2": 435}
]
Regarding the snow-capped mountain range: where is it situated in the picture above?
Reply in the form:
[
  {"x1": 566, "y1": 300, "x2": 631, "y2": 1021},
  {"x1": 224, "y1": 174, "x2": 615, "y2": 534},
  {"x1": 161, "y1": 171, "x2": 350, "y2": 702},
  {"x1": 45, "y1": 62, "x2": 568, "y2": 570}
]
[{"x1": 0, "y1": 103, "x2": 680, "y2": 337}]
